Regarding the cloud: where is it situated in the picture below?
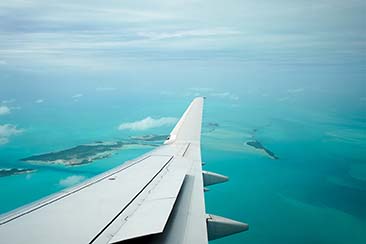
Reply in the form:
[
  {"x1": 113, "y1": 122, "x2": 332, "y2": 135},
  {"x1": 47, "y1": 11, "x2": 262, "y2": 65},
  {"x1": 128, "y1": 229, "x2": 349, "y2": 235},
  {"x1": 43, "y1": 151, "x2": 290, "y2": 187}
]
[
  {"x1": 278, "y1": 96, "x2": 290, "y2": 102},
  {"x1": 43, "y1": 5, "x2": 174, "y2": 23},
  {"x1": 0, "y1": 60, "x2": 6, "y2": 65},
  {"x1": 35, "y1": 99, "x2": 44, "y2": 103},
  {"x1": 279, "y1": 88, "x2": 305, "y2": 102},
  {"x1": 210, "y1": 92, "x2": 230, "y2": 98},
  {"x1": 59, "y1": 175, "x2": 85, "y2": 187},
  {"x1": 0, "y1": 105, "x2": 10, "y2": 115},
  {"x1": 287, "y1": 88, "x2": 305, "y2": 94},
  {"x1": 72, "y1": 93, "x2": 83, "y2": 98},
  {"x1": 1, "y1": 99, "x2": 16, "y2": 104},
  {"x1": 118, "y1": 116, "x2": 178, "y2": 131},
  {"x1": 0, "y1": 124, "x2": 23, "y2": 145},
  {"x1": 189, "y1": 87, "x2": 214, "y2": 92},
  {"x1": 0, "y1": 0, "x2": 364, "y2": 70},
  {"x1": 137, "y1": 28, "x2": 240, "y2": 41},
  {"x1": 209, "y1": 92, "x2": 239, "y2": 100},
  {"x1": 159, "y1": 90, "x2": 175, "y2": 96}
]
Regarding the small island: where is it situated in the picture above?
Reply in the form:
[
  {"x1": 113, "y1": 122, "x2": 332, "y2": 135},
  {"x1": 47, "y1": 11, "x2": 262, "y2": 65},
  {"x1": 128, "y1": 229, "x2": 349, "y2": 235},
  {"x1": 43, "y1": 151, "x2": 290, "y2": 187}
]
[
  {"x1": 21, "y1": 141, "x2": 125, "y2": 166},
  {"x1": 203, "y1": 122, "x2": 219, "y2": 133},
  {"x1": 246, "y1": 140, "x2": 279, "y2": 160},
  {"x1": 0, "y1": 168, "x2": 36, "y2": 177},
  {"x1": 130, "y1": 135, "x2": 169, "y2": 142}
]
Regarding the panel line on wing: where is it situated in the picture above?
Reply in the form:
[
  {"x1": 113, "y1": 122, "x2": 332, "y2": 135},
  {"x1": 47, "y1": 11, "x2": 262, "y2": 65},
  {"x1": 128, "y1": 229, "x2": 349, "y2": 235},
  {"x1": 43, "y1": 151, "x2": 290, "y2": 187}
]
[
  {"x1": 89, "y1": 156, "x2": 174, "y2": 244},
  {"x1": 109, "y1": 158, "x2": 189, "y2": 243},
  {"x1": 0, "y1": 155, "x2": 152, "y2": 225},
  {"x1": 182, "y1": 143, "x2": 191, "y2": 157}
]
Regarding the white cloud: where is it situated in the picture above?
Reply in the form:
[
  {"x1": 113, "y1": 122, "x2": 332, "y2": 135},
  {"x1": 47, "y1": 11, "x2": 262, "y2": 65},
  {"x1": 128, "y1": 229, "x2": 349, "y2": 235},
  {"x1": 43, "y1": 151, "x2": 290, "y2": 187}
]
[
  {"x1": 230, "y1": 95, "x2": 239, "y2": 101},
  {"x1": 137, "y1": 28, "x2": 240, "y2": 41},
  {"x1": 210, "y1": 92, "x2": 230, "y2": 97},
  {"x1": 118, "y1": 116, "x2": 178, "y2": 131},
  {"x1": 1, "y1": 99, "x2": 16, "y2": 104},
  {"x1": 0, "y1": 105, "x2": 10, "y2": 115},
  {"x1": 0, "y1": 60, "x2": 6, "y2": 65},
  {"x1": 0, "y1": 124, "x2": 23, "y2": 145},
  {"x1": 278, "y1": 96, "x2": 290, "y2": 102},
  {"x1": 0, "y1": 0, "x2": 364, "y2": 70},
  {"x1": 287, "y1": 88, "x2": 305, "y2": 94},
  {"x1": 209, "y1": 92, "x2": 239, "y2": 100},
  {"x1": 41, "y1": 5, "x2": 174, "y2": 23},
  {"x1": 72, "y1": 93, "x2": 83, "y2": 98},
  {"x1": 35, "y1": 99, "x2": 44, "y2": 103},
  {"x1": 159, "y1": 90, "x2": 175, "y2": 96},
  {"x1": 189, "y1": 87, "x2": 214, "y2": 92},
  {"x1": 59, "y1": 175, "x2": 85, "y2": 187}
]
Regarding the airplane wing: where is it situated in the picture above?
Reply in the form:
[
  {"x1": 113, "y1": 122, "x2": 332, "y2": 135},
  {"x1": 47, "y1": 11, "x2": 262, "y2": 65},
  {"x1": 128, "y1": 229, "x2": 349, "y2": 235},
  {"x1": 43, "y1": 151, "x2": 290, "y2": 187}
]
[{"x1": 0, "y1": 97, "x2": 248, "y2": 244}]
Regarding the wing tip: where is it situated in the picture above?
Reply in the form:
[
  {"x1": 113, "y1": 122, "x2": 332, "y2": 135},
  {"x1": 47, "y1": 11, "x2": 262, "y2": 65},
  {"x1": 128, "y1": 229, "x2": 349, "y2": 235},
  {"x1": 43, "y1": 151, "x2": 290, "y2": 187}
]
[{"x1": 164, "y1": 97, "x2": 204, "y2": 144}]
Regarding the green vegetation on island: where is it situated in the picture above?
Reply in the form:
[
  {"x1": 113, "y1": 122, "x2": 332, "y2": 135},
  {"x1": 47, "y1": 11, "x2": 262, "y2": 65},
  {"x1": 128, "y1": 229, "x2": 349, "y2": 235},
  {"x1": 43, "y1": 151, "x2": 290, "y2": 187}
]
[
  {"x1": 130, "y1": 134, "x2": 169, "y2": 142},
  {"x1": 21, "y1": 141, "x2": 125, "y2": 166},
  {"x1": 0, "y1": 168, "x2": 36, "y2": 177},
  {"x1": 20, "y1": 135, "x2": 171, "y2": 166}
]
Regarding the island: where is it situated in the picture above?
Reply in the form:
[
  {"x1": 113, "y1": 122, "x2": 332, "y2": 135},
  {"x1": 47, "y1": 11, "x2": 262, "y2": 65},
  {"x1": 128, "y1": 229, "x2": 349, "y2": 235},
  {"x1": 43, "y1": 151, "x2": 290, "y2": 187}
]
[
  {"x1": 0, "y1": 168, "x2": 36, "y2": 177},
  {"x1": 246, "y1": 140, "x2": 279, "y2": 160},
  {"x1": 203, "y1": 122, "x2": 219, "y2": 133},
  {"x1": 130, "y1": 135, "x2": 169, "y2": 142},
  {"x1": 21, "y1": 141, "x2": 125, "y2": 166}
]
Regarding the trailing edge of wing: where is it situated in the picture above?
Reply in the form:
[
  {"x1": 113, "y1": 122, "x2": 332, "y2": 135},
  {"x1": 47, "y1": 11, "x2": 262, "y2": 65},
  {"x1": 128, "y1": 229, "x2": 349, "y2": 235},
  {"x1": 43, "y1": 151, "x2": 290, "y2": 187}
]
[{"x1": 108, "y1": 158, "x2": 189, "y2": 243}]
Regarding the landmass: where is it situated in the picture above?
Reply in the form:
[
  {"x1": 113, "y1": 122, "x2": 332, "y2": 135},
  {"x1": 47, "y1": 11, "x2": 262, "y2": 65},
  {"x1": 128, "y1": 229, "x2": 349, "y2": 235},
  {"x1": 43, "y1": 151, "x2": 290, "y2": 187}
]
[
  {"x1": 21, "y1": 141, "x2": 125, "y2": 166},
  {"x1": 203, "y1": 122, "x2": 219, "y2": 133},
  {"x1": 0, "y1": 168, "x2": 36, "y2": 177},
  {"x1": 130, "y1": 134, "x2": 169, "y2": 142},
  {"x1": 21, "y1": 134, "x2": 173, "y2": 167},
  {"x1": 246, "y1": 140, "x2": 279, "y2": 160}
]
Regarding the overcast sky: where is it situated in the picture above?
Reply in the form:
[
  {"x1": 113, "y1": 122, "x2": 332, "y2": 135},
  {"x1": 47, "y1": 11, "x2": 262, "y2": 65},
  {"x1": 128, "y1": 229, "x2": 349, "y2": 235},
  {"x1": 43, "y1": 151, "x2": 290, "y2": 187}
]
[
  {"x1": 0, "y1": 0, "x2": 365, "y2": 102},
  {"x1": 0, "y1": 0, "x2": 364, "y2": 66}
]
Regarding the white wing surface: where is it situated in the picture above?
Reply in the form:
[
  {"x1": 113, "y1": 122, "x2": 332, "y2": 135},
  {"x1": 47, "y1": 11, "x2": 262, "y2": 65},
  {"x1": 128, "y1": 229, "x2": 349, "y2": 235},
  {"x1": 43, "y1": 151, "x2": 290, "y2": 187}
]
[{"x1": 0, "y1": 97, "x2": 248, "y2": 243}]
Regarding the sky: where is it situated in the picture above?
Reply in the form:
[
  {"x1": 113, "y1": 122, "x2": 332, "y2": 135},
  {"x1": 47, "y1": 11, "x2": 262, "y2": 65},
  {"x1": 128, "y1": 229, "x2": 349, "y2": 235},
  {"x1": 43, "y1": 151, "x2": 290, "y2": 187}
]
[
  {"x1": 0, "y1": 0, "x2": 366, "y2": 113},
  {"x1": 0, "y1": 2, "x2": 365, "y2": 243},
  {"x1": 0, "y1": 0, "x2": 365, "y2": 136},
  {"x1": 0, "y1": 0, "x2": 366, "y2": 137},
  {"x1": 0, "y1": 0, "x2": 365, "y2": 70}
]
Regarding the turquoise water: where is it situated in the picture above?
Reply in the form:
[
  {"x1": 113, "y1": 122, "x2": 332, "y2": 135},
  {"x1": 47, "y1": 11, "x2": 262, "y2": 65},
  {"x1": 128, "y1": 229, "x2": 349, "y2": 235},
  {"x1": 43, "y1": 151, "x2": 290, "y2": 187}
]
[
  {"x1": 1, "y1": 0, "x2": 365, "y2": 242},
  {"x1": 202, "y1": 98, "x2": 366, "y2": 244},
  {"x1": 0, "y1": 79, "x2": 365, "y2": 244}
]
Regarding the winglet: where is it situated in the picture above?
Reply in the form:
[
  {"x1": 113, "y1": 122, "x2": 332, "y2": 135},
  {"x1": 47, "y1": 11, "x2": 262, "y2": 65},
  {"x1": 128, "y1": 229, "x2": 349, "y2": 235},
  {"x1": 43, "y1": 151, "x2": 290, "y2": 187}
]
[{"x1": 164, "y1": 97, "x2": 204, "y2": 144}]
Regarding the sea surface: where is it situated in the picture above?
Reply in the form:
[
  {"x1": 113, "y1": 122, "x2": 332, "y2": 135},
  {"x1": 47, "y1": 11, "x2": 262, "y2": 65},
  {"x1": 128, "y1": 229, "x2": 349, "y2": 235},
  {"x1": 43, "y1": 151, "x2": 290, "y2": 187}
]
[{"x1": 0, "y1": 86, "x2": 365, "y2": 244}]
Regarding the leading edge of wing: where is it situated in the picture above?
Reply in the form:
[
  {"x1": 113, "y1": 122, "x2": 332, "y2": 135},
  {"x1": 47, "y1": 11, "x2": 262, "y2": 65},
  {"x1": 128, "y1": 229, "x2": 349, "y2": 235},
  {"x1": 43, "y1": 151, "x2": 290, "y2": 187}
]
[{"x1": 165, "y1": 97, "x2": 204, "y2": 144}]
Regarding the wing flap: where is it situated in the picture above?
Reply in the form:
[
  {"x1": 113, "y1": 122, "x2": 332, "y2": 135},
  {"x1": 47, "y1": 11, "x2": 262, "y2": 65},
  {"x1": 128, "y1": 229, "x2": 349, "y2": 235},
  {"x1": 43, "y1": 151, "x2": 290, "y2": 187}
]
[
  {"x1": 0, "y1": 155, "x2": 173, "y2": 244},
  {"x1": 109, "y1": 160, "x2": 188, "y2": 243}
]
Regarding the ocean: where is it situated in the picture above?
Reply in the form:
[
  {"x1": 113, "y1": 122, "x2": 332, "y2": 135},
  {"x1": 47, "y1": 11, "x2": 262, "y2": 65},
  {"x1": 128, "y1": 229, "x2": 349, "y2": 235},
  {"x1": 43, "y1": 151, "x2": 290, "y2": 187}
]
[
  {"x1": 1, "y1": 0, "x2": 365, "y2": 242},
  {"x1": 0, "y1": 75, "x2": 365, "y2": 244}
]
